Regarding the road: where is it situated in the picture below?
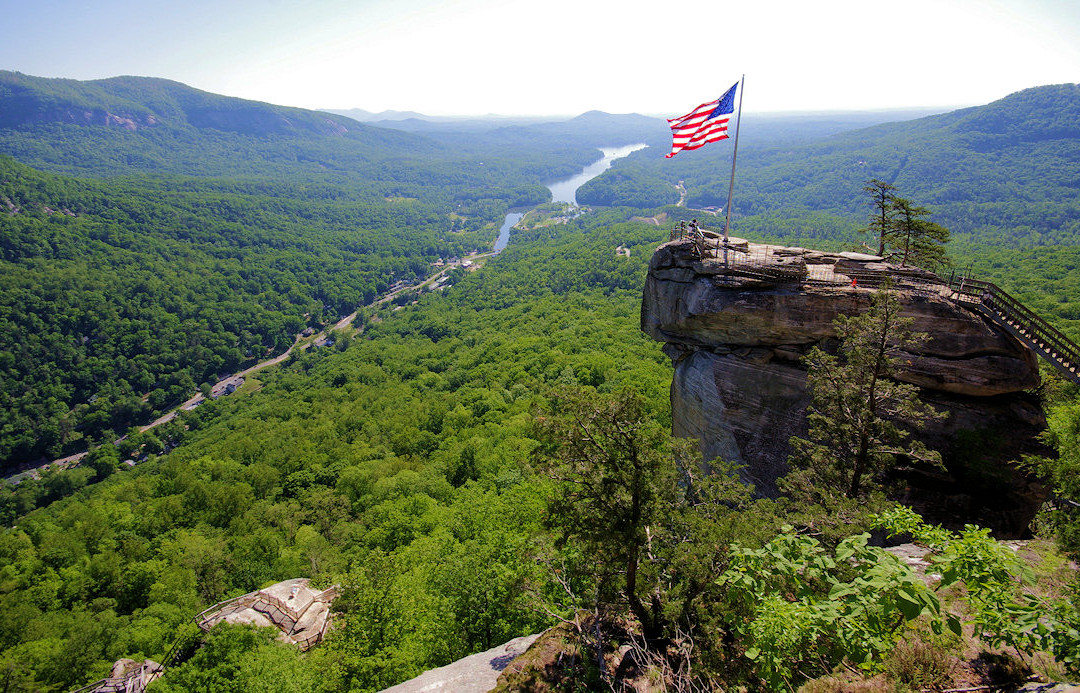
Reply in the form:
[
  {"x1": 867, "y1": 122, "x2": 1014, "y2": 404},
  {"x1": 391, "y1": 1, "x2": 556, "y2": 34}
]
[{"x1": 5, "y1": 252, "x2": 484, "y2": 484}]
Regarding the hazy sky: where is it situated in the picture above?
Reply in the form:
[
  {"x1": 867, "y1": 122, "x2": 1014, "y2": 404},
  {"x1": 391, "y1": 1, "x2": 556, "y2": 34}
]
[{"x1": 3, "y1": 0, "x2": 1079, "y2": 116}]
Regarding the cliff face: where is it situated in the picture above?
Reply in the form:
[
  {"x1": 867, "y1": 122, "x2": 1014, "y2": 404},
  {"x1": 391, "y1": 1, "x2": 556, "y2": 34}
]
[{"x1": 642, "y1": 238, "x2": 1048, "y2": 535}]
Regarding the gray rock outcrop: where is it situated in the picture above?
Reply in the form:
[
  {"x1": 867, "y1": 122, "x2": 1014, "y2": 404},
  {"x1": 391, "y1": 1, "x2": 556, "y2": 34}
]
[
  {"x1": 380, "y1": 634, "x2": 540, "y2": 693},
  {"x1": 643, "y1": 239, "x2": 1049, "y2": 535},
  {"x1": 195, "y1": 578, "x2": 338, "y2": 651}
]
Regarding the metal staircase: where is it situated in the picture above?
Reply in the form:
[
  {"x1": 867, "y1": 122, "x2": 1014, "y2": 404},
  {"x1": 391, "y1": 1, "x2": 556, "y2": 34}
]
[{"x1": 945, "y1": 276, "x2": 1080, "y2": 384}]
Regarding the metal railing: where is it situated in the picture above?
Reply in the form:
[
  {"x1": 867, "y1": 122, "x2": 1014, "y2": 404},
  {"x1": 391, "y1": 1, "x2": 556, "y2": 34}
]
[
  {"x1": 663, "y1": 232, "x2": 1080, "y2": 383},
  {"x1": 945, "y1": 275, "x2": 1080, "y2": 383},
  {"x1": 69, "y1": 661, "x2": 163, "y2": 693}
]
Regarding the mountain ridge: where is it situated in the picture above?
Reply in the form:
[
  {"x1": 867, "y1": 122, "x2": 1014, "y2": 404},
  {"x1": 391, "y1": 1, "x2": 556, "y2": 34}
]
[
  {"x1": 579, "y1": 83, "x2": 1080, "y2": 242},
  {"x1": 1, "y1": 71, "x2": 366, "y2": 138},
  {"x1": 0, "y1": 71, "x2": 449, "y2": 177}
]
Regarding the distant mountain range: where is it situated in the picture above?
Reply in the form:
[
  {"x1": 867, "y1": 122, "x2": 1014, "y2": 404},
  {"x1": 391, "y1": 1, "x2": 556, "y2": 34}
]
[
  {"x1": 5, "y1": 71, "x2": 1076, "y2": 248},
  {"x1": 0, "y1": 72, "x2": 662, "y2": 179},
  {"x1": 0, "y1": 70, "x2": 960, "y2": 182},
  {"x1": 322, "y1": 107, "x2": 553, "y2": 126},
  {"x1": 579, "y1": 83, "x2": 1080, "y2": 245}
]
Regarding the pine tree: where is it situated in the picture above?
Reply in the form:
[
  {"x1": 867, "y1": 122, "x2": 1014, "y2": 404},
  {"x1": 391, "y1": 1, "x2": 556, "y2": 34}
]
[
  {"x1": 860, "y1": 178, "x2": 897, "y2": 257},
  {"x1": 534, "y1": 386, "x2": 753, "y2": 643},
  {"x1": 788, "y1": 287, "x2": 946, "y2": 499},
  {"x1": 887, "y1": 197, "x2": 951, "y2": 270}
]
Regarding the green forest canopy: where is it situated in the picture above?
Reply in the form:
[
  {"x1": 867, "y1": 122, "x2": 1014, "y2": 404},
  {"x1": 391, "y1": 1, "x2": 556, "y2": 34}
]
[{"x1": 2, "y1": 74, "x2": 1080, "y2": 690}]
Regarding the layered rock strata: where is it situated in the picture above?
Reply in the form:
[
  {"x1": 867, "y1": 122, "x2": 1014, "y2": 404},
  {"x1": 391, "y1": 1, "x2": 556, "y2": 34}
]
[{"x1": 642, "y1": 238, "x2": 1048, "y2": 535}]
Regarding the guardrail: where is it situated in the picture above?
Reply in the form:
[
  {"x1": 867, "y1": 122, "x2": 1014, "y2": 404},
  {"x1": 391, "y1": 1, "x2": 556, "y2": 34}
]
[
  {"x1": 945, "y1": 276, "x2": 1080, "y2": 383},
  {"x1": 69, "y1": 661, "x2": 163, "y2": 693},
  {"x1": 195, "y1": 591, "x2": 299, "y2": 633},
  {"x1": 664, "y1": 233, "x2": 1080, "y2": 383}
]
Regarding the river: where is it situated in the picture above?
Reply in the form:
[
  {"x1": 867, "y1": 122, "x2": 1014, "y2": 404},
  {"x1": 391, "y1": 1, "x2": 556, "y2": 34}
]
[
  {"x1": 493, "y1": 143, "x2": 648, "y2": 253},
  {"x1": 13, "y1": 143, "x2": 644, "y2": 483}
]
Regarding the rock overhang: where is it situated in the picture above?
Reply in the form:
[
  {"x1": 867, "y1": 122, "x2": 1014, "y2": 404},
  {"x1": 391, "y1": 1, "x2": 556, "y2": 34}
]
[
  {"x1": 642, "y1": 238, "x2": 1048, "y2": 533},
  {"x1": 643, "y1": 239, "x2": 1039, "y2": 397}
]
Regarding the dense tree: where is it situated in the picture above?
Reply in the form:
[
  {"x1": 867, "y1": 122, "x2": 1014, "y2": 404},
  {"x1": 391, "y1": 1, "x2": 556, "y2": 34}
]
[
  {"x1": 887, "y1": 196, "x2": 951, "y2": 269},
  {"x1": 535, "y1": 386, "x2": 687, "y2": 640},
  {"x1": 1023, "y1": 390, "x2": 1080, "y2": 559},
  {"x1": 534, "y1": 385, "x2": 761, "y2": 655}
]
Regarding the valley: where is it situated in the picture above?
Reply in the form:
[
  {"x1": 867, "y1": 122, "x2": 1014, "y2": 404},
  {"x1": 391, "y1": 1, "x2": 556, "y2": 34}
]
[{"x1": 0, "y1": 73, "x2": 1079, "y2": 692}]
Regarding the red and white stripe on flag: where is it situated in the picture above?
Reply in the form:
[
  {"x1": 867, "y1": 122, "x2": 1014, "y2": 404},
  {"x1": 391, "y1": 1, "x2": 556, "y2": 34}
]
[{"x1": 666, "y1": 97, "x2": 730, "y2": 158}]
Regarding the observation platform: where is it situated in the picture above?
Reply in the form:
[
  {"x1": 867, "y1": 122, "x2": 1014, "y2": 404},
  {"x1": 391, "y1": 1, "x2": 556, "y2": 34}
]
[{"x1": 194, "y1": 577, "x2": 339, "y2": 651}]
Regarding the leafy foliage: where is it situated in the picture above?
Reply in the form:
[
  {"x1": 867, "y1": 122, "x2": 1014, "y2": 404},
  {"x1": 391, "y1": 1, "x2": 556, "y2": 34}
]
[
  {"x1": 874, "y1": 507, "x2": 1080, "y2": 675},
  {"x1": 1022, "y1": 396, "x2": 1080, "y2": 559},
  {"x1": 0, "y1": 209, "x2": 680, "y2": 691},
  {"x1": 719, "y1": 527, "x2": 949, "y2": 689}
]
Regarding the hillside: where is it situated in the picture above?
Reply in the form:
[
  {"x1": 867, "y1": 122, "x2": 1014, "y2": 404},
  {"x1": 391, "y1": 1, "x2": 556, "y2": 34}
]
[
  {"x1": 0, "y1": 71, "x2": 434, "y2": 177},
  {"x1": 2, "y1": 76, "x2": 1079, "y2": 692},
  {"x1": 0, "y1": 71, "x2": 598, "y2": 184},
  {"x1": 584, "y1": 83, "x2": 1080, "y2": 243}
]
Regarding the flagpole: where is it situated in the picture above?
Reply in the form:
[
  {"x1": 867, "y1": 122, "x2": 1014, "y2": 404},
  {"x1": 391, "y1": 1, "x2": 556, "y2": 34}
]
[{"x1": 723, "y1": 74, "x2": 745, "y2": 245}]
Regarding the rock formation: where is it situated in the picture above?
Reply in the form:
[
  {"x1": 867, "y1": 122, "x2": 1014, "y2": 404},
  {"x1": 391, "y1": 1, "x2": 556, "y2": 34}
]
[
  {"x1": 382, "y1": 633, "x2": 540, "y2": 693},
  {"x1": 642, "y1": 238, "x2": 1049, "y2": 535},
  {"x1": 195, "y1": 577, "x2": 338, "y2": 651}
]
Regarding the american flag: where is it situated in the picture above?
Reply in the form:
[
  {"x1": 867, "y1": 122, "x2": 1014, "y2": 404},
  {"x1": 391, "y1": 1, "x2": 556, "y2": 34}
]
[{"x1": 665, "y1": 82, "x2": 739, "y2": 158}]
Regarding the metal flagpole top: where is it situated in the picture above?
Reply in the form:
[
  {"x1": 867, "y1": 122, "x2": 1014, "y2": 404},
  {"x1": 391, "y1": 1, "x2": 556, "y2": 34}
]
[{"x1": 723, "y1": 74, "x2": 745, "y2": 245}]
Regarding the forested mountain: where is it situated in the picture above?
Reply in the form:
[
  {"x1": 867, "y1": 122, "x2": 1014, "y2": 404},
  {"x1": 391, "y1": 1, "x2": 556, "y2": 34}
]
[
  {"x1": 582, "y1": 84, "x2": 1080, "y2": 245},
  {"x1": 0, "y1": 71, "x2": 431, "y2": 178},
  {"x1": 0, "y1": 70, "x2": 597, "y2": 184},
  {"x1": 0, "y1": 73, "x2": 631, "y2": 470}
]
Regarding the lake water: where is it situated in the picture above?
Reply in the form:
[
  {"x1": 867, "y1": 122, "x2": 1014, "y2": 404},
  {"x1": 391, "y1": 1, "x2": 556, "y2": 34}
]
[
  {"x1": 493, "y1": 211, "x2": 524, "y2": 253},
  {"x1": 493, "y1": 143, "x2": 648, "y2": 253},
  {"x1": 546, "y1": 143, "x2": 649, "y2": 205}
]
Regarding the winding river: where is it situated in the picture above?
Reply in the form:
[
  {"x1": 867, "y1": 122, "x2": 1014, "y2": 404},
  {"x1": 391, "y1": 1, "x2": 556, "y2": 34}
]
[{"x1": 493, "y1": 143, "x2": 648, "y2": 253}]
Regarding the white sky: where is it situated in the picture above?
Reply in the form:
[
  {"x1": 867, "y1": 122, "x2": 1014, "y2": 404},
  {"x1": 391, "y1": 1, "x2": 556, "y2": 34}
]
[{"x1": 3, "y1": 0, "x2": 1079, "y2": 116}]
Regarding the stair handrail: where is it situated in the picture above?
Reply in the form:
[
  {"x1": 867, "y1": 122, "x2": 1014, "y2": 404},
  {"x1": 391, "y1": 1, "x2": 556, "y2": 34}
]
[
  {"x1": 194, "y1": 592, "x2": 259, "y2": 628},
  {"x1": 947, "y1": 276, "x2": 1080, "y2": 371},
  {"x1": 670, "y1": 236, "x2": 1079, "y2": 379}
]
